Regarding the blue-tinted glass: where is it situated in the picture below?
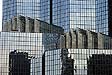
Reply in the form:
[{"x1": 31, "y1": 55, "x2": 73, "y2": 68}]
[
  {"x1": 96, "y1": 0, "x2": 108, "y2": 35},
  {"x1": 40, "y1": 0, "x2": 96, "y2": 32},
  {"x1": 3, "y1": 0, "x2": 40, "y2": 26}
]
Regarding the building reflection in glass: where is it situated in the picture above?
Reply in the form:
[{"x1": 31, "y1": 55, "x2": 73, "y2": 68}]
[
  {"x1": 45, "y1": 49, "x2": 112, "y2": 75},
  {"x1": 9, "y1": 50, "x2": 30, "y2": 75},
  {"x1": 0, "y1": 32, "x2": 60, "y2": 75}
]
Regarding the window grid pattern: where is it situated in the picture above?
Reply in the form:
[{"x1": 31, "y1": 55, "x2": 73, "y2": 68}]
[
  {"x1": 69, "y1": 0, "x2": 96, "y2": 32},
  {"x1": 0, "y1": 32, "x2": 59, "y2": 75},
  {"x1": 45, "y1": 49, "x2": 112, "y2": 75},
  {"x1": 96, "y1": 0, "x2": 108, "y2": 35},
  {"x1": 3, "y1": 0, "x2": 40, "y2": 25},
  {"x1": 40, "y1": 0, "x2": 95, "y2": 32},
  {"x1": 3, "y1": 0, "x2": 17, "y2": 24},
  {"x1": 40, "y1": 0, "x2": 50, "y2": 23},
  {"x1": 52, "y1": 0, "x2": 70, "y2": 32}
]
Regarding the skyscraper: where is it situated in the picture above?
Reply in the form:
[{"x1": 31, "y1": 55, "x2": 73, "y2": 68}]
[
  {"x1": 3, "y1": 0, "x2": 112, "y2": 35},
  {"x1": 0, "y1": 32, "x2": 60, "y2": 75},
  {"x1": 40, "y1": 0, "x2": 96, "y2": 32},
  {"x1": 2, "y1": 1, "x2": 63, "y2": 74},
  {"x1": 96, "y1": 0, "x2": 112, "y2": 36},
  {"x1": 2, "y1": 0, "x2": 112, "y2": 75},
  {"x1": 2, "y1": 0, "x2": 40, "y2": 29}
]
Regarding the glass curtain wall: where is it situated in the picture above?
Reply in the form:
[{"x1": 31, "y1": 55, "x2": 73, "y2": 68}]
[
  {"x1": 96, "y1": 0, "x2": 108, "y2": 35},
  {"x1": 3, "y1": 0, "x2": 40, "y2": 26},
  {"x1": 45, "y1": 49, "x2": 112, "y2": 75},
  {"x1": 40, "y1": 0, "x2": 96, "y2": 32},
  {"x1": 0, "y1": 32, "x2": 60, "y2": 75}
]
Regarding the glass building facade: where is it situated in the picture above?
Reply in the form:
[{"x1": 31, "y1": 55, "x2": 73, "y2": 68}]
[
  {"x1": 40, "y1": 0, "x2": 96, "y2": 32},
  {"x1": 96, "y1": 0, "x2": 108, "y2": 35},
  {"x1": 45, "y1": 49, "x2": 112, "y2": 75},
  {"x1": 40, "y1": 0, "x2": 50, "y2": 24},
  {"x1": 2, "y1": 0, "x2": 112, "y2": 75},
  {"x1": 96, "y1": 0, "x2": 112, "y2": 36},
  {"x1": 0, "y1": 32, "x2": 60, "y2": 75},
  {"x1": 3, "y1": 0, "x2": 40, "y2": 26}
]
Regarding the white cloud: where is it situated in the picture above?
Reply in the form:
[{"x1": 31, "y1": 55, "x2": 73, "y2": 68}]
[{"x1": 0, "y1": 0, "x2": 2, "y2": 31}]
